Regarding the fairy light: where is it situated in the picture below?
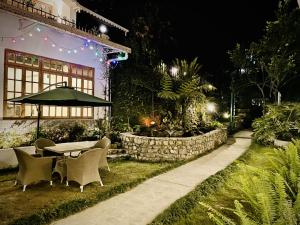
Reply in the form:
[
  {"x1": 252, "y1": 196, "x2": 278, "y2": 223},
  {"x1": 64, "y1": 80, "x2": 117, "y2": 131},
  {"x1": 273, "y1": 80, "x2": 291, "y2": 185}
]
[
  {"x1": 99, "y1": 58, "x2": 103, "y2": 62},
  {"x1": 36, "y1": 27, "x2": 41, "y2": 32},
  {"x1": 87, "y1": 39, "x2": 91, "y2": 43},
  {"x1": 12, "y1": 38, "x2": 16, "y2": 43},
  {"x1": 89, "y1": 45, "x2": 94, "y2": 50},
  {"x1": 52, "y1": 43, "x2": 56, "y2": 47},
  {"x1": 73, "y1": 49, "x2": 77, "y2": 53},
  {"x1": 59, "y1": 48, "x2": 63, "y2": 52},
  {"x1": 28, "y1": 33, "x2": 33, "y2": 37},
  {"x1": 67, "y1": 50, "x2": 71, "y2": 54},
  {"x1": 80, "y1": 47, "x2": 84, "y2": 51},
  {"x1": 20, "y1": 37, "x2": 25, "y2": 41},
  {"x1": 44, "y1": 36, "x2": 48, "y2": 41}
]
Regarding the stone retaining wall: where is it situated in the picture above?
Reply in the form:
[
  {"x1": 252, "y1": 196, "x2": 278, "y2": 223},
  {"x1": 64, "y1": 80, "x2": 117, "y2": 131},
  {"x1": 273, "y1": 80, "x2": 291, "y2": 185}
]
[{"x1": 120, "y1": 128, "x2": 227, "y2": 162}]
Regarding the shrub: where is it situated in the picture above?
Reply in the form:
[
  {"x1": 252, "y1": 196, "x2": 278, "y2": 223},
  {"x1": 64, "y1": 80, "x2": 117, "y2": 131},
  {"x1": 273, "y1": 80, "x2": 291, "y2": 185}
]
[
  {"x1": 201, "y1": 140, "x2": 300, "y2": 224},
  {"x1": 252, "y1": 103, "x2": 300, "y2": 145},
  {"x1": 0, "y1": 131, "x2": 34, "y2": 149}
]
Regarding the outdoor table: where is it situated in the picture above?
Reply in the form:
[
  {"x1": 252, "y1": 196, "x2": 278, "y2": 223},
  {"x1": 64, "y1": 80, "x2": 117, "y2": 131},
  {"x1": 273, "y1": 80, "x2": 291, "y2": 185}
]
[{"x1": 44, "y1": 141, "x2": 97, "y2": 156}]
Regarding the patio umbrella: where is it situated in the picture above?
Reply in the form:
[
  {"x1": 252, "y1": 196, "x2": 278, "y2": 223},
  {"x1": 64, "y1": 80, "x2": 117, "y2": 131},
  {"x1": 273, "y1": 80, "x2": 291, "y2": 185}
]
[{"x1": 9, "y1": 85, "x2": 112, "y2": 138}]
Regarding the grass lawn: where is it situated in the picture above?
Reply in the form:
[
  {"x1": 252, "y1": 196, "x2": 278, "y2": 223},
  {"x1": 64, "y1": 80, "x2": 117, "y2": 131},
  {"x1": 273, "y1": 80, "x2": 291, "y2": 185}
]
[
  {"x1": 0, "y1": 160, "x2": 180, "y2": 225},
  {"x1": 150, "y1": 143, "x2": 275, "y2": 225}
]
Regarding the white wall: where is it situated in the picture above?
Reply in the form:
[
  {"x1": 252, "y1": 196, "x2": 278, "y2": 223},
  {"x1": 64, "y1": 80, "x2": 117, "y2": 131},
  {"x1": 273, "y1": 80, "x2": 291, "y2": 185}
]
[{"x1": 0, "y1": 11, "x2": 109, "y2": 133}]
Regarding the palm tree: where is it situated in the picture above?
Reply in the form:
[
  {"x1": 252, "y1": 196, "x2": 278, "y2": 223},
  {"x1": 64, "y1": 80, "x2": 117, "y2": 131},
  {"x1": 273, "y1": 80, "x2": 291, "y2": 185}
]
[{"x1": 157, "y1": 58, "x2": 214, "y2": 130}]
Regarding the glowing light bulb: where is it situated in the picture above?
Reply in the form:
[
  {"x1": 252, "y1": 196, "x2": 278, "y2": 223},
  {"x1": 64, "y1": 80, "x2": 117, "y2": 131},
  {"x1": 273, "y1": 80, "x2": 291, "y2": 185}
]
[
  {"x1": 99, "y1": 58, "x2": 103, "y2": 62},
  {"x1": 67, "y1": 50, "x2": 71, "y2": 54},
  {"x1": 28, "y1": 33, "x2": 33, "y2": 37},
  {"x1": 52, "y1": 43, "x2": 56, "y2": 47},
  {"x1": 99, "y1": 24, "x2": 107, "y2": 33},
  {"x1": 12, "y1": 38, "x2": 16, "y2": 43},
  {"x1": 87, "y1": 39, "x2": 91, "y2": 43},
  {"x1": 59, "y1": 48, "x2": 63, "y2": 52},
  {"x1": 80, "y1": 47, "x2": 84, "y2": 51},
  {"x1": 73, "y1": 49, "x2": 77, "y2": 53},
  {"x1": 36, "y1": 27, "x2": 41, "y2": 32},
  {"x1": 44, "y1": 37, "x2": 48, "y2": 41},
  {"x1": 20, "y1": 37, "x2": 25, "y2": 41},
  {"x1": 89, "y1": 45, "x2": 94, "y2": 50}
]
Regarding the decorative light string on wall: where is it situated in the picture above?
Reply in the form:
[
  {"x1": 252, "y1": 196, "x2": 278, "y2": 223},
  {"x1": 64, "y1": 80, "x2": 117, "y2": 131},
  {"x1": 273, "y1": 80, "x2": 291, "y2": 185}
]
[{"x1": 0, "y1": 24, "x2": 106, "y2": 63}]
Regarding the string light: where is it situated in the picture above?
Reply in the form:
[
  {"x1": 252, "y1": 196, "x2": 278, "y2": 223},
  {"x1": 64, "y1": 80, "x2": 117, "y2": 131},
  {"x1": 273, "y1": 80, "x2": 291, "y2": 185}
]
[{"x1": 1, "y1": 25, "x2": 109, "y2": 64}]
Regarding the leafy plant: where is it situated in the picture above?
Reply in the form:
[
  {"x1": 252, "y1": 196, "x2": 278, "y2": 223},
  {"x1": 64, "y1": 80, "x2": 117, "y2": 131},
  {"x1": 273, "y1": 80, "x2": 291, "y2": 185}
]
[
  {"x1": 252, "y1": 103, "x2": 300, "y2": 145},
  {"x1": 157, "y1": 58, "x2": 214, "y2": 130},
  {"x1": 200, "y1": 140, "x2": 300, "y2": 225}
]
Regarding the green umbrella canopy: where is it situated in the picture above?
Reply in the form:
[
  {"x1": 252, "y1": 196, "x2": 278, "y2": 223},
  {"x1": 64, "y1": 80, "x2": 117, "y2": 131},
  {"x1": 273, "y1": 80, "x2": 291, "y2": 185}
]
[{"x1": 9, "y1": 86, "x2": 112, "y2": 106}]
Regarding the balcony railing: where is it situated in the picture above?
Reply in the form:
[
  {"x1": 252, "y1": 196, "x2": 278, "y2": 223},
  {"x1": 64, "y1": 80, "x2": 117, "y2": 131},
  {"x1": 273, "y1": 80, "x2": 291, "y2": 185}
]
[{"x1": 3, "y1": 0, "x2": 76, "y2": 28}]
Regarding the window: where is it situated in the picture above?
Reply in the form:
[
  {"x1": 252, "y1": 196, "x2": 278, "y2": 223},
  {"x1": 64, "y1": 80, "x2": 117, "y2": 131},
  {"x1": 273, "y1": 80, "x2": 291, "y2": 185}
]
[{"x1": 4, "y1": 49, "x2": 95, "y2": 119}]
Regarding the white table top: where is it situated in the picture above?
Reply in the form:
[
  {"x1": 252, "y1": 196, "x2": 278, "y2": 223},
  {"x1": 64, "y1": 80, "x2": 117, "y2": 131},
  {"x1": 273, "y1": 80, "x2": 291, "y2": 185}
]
[{"x1": 44, "y1": 141, "x2": 97, "y2": 154}]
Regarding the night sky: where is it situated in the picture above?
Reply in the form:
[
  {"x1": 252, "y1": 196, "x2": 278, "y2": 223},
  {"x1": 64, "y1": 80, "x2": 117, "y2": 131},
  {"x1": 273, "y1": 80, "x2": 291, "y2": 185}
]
[{"x1": 78, "y1": 0, "x2": 281, "y2": 73}]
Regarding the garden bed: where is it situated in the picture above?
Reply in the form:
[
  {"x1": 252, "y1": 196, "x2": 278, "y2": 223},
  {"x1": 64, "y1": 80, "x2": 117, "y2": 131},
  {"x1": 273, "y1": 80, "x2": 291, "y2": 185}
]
[{"x1": 120, "y1": 128, "x2": 227, "y2": 161}]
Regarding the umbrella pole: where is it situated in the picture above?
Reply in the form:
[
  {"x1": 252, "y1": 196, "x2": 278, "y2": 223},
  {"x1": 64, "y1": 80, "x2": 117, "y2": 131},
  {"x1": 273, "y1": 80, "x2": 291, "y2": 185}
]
[{"x1": 36, "y1": 104, "x2": 41, "y2": 139}]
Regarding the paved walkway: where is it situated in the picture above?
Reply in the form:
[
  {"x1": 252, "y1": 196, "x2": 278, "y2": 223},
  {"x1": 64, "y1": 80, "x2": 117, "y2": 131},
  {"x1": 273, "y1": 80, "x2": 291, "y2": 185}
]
[{"x1": 52, "y1": 130, "x2": 252, "y2": 225}]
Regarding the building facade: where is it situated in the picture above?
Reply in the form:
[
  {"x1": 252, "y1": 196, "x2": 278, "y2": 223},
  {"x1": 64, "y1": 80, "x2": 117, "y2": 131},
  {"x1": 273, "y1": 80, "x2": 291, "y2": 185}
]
[{"x1": 0, "y1": 0, "x2": 130, "y2": 133}]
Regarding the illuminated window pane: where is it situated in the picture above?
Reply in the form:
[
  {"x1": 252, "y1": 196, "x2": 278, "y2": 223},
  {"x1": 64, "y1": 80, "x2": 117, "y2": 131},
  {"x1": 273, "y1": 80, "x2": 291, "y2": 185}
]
[
  {"x1": 57, "y1": 64, "x2": 62, "y2": 72},
  {"x1": 7, "y1": 92, "x2": 14, "y2": 99},
  {"x1": 63, "y1": 64, "x2": 69, "y2": 73},
  {"x1": 57, "y1": 75, "x2": 62, "y2": 83},
  {"x1": 26, "y1": 70, "x2": 32, "y2": 81},
  {"x1": 26, "y1": 82, "x2": 32, "y2": 93},
  {"x1": 88, "y1": 89, "x2": 93, "y2": 95},
  {"x1": 62, "y1": 107, "x2": 68, "y2": 117},
  {"x1": 8, "y1": 67, "x2": 14, "y2": 79},
  {"x1": 88, "y1": 81, "x2": 93, "y2": 89},
  {"x1": 32, "y1": 107, "x2": 38, "y2": 116},
  {"x1": 56, "y1": 107, "x2": 62, "y2": 117},
  {"x1": 24, "y1": 56, "x2": 32, "y2": 66},
  {"x1": 83, "y1": 89, "x2": 88, "y2": 93},
  {"x1": 33, "y1": 71, "x2": 39, "y2": 82},
  {"x1": 76, "y1": 108, "x2": 81, "y2": 117},
  {"x1": 7, "y1": 80, "x2": 14, "y2": 92},
  {"x1": 25, "y1": 105, "x2": 32, "y2": 116},
  {"x1": 33, "y1": 83, "x2": 39, "y2": 93},
  {"x1": 43, "y1": 106, "x2": 49, "y2": 116},
  {"x1": 84, "y1": 80, "x2": 88, "y2": 88},
  {"x1": 83, "y1": 69, "x2": 88, "y2": 76},
  {"x1": 71, "y1": 107, "x2": 76, "y2": 116},
  {"x1": 63, "y1": 76, "x2": 68, "y2": 85},
  {"x1": 50, "y1": 74, "x2": 56, "y2": 84},
  {"x1": 16, "y1": 69, "x2": 22, "y2": 80},
  {"x1": 77, "y1": 78, "x2": 81, "y2": 88},
  {"x1": 50, "y1": 106, "x2": 55, "y2": 117},
  {"x1": 43, "y1": 60, "x2": 50, "y2": 69},
  {"x1": 16, "y1": 55, "x2": 23, "y2": 64},
  {"x1": 51, "y1": 62, "x2": 56, "y2": 70},
  {"x1": 44, "y1": 73, "x2": 50, "y2": 84},
  {"x1": 88, "y1": 108, "x2": 92, "y2": 117},
  {"x1": 15, "y1": 81, "x2": 22, "y2": 92},
  {"x1": 77, "y1": 68, "x2": 82, "y2": 75},
  {"x1": 83, "y1": 108, "x2": 87, "y2": 117},
  {"x1": 72, "y1": 78, "x2": 76, "y2": 88},
  {"x1": 33, "y1": 57, "x2": 39, "y2": 67},
  {"x1": 15, "y1": 92, "x2": 21, "y2": 97},
  {"x1": 8, "y1": 52, "x2": 15, "y2": 63}
]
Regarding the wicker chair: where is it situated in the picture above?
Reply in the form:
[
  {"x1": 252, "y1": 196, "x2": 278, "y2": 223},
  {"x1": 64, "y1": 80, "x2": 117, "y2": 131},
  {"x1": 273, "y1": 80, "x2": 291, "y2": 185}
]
[
  {"x1": 66, "y1": 148, "x2": 104, "y2": 192},
  {"x1": 92, "y1": 136, "x2": 111, "y2": 171},
  {"x1": 34, "y1": 138, "x2": 62, "y2": 157},
  {"x1": 13, "y1": 148, "x2": 54, "y2": 191}
]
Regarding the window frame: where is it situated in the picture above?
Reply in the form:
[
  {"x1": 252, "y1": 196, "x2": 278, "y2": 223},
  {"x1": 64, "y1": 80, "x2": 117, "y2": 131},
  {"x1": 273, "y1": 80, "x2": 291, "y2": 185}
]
[{"x1": 3, "y1": 49, "x2": 95, "y2": 120}]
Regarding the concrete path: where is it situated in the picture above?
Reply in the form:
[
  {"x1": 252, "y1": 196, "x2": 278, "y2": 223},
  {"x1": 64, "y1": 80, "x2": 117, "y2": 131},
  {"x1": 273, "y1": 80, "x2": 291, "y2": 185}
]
[{"x1": 52, "y1": 130, "x2": 252, "y2": 225}]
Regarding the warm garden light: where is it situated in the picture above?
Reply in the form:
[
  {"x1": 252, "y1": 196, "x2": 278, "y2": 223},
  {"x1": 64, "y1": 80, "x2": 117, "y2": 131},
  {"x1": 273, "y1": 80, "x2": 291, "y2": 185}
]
[
  {"x1": 223, "y1": 112, "x2": 230, "y2": 119},
  {"x1": 99, "y1": 24, "x2": 107, "y2": 33},
  {"x1": 170, "y1": 66, "x2": 179, "y2": 76},
  {"x1": 208, "y1": 84, "x2": 213, "y2": 90},
  {"x1": 207, "y1": 102, "x2": 216, "y2": 113}
]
